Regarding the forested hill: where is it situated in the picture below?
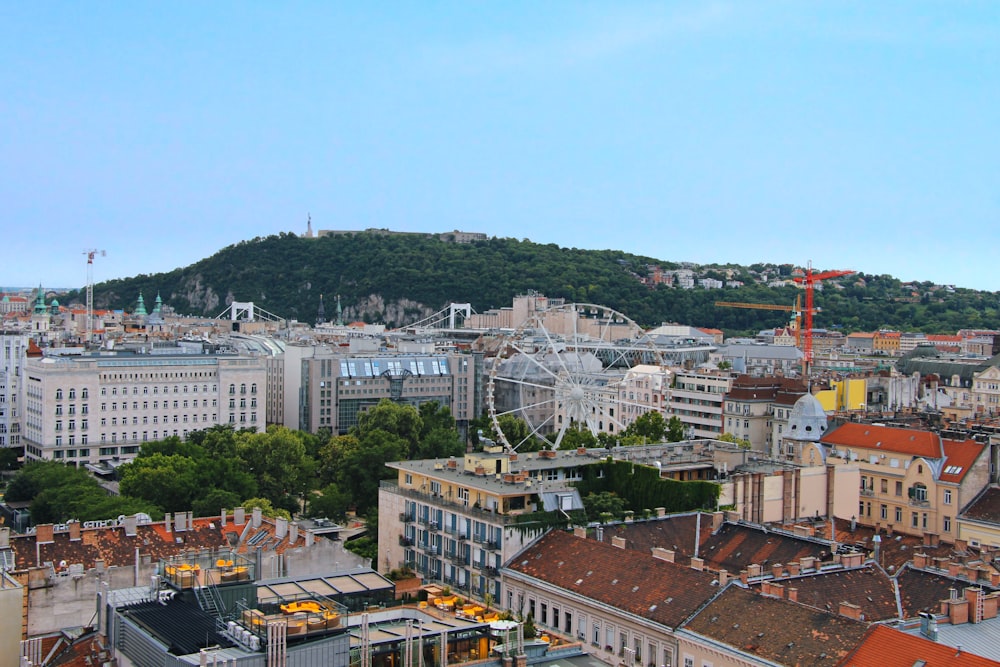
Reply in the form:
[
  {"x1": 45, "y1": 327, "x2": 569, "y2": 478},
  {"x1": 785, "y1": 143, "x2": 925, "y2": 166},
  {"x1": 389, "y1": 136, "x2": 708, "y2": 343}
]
[{"x1": 84, "y1": 233, "x2": 1000, "y2": 336}]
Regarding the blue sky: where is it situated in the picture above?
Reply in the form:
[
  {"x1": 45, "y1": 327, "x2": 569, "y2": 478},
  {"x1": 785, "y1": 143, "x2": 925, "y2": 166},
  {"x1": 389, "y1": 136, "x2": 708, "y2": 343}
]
[{"x1": 2, "y1": 3, "x2": 998, "y2": 292}]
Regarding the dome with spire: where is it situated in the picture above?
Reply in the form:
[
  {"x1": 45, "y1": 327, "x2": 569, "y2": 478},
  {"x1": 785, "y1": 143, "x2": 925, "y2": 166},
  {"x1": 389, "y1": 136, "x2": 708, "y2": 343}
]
[
  {"x1": 786, "y1": 392, "x2": 828, "y2": 442},
  {"x1": 135, "y1": 292, "x2": 148, "y2": 317}
]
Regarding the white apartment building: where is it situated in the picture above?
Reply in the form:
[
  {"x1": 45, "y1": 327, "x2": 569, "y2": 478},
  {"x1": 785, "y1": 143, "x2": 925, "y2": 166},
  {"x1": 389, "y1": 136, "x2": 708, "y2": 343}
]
[
  {"x1": 666, "y1": 369, "x2": 733, "y2": 439},
  {"x1": 0, "y1": 333, "x2": 30, "y2": 448},
  {"x1": 22, "y1": 351, "x2": 266, "y2": 465}
]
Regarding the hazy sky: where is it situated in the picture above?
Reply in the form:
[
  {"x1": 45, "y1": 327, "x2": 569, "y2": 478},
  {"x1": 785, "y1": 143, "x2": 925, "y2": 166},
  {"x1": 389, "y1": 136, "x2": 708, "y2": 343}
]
[{"x1": 3, "y1": 3, "x2": 998, "y2": 292}]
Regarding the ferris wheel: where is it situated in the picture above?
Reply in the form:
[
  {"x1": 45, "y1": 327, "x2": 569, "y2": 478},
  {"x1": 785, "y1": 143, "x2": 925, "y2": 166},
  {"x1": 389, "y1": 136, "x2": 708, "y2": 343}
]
[{"x1": 485, "y1": 303, "x2": 664, "y2": 451}]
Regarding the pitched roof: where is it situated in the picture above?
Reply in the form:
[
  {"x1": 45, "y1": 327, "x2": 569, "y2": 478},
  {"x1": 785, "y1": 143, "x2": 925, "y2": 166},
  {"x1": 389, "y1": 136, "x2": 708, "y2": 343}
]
[
  {"x1": 755, "y1": 565, "x2": 898, "y2": 622},
  {"x1": 507, "y1": 529, "x2": 718, "y2": 628},
  {"x1": 822, "y1": 422, "x2": 943, "y2": 458},
  {"x1": 840, "y1": 624, "x2": 1000, "y2": 666},
  {"x1": 961, "y1": 486, "x2": 1000, "y2": 524},
  {"x1": 940, "y1": 439, "x2": 986, "y2": 484},
  {"x1": 896, "y1": 565, "x2": 999, "y2": 620},
  {"x1": 10, "y1": 516, "x2": 308, "y2": 571},
  {"x1": 683, "y1": 585, "x2": 869, "y2": 666},
  {"x1": 592, "y1": 514, "x2": 831, "y2": 574}
]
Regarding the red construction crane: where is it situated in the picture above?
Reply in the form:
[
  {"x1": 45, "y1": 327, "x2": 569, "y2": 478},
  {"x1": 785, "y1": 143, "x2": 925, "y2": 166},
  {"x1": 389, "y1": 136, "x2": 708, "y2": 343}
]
[{"x1": 794, "y1": 263, "x2": 854, "y2": 376}]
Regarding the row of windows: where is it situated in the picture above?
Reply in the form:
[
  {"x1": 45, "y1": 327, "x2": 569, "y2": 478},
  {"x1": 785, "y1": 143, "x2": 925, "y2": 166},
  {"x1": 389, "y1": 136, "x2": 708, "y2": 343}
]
[{"x1": 509, "y1": 587, "x2": 673, "y2": 666}]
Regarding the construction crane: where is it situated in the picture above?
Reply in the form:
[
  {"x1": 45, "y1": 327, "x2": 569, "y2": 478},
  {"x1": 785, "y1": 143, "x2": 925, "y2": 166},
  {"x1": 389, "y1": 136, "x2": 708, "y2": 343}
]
[
  {"x1": 794, "y1": 263, "x2": 854, "y2": 378},
  {"x1": 715, "y1": 295, "x2": 805, "y2": 346},
  {"x1": 83, "y1": 249, "x2": 106, "y2": 345}
]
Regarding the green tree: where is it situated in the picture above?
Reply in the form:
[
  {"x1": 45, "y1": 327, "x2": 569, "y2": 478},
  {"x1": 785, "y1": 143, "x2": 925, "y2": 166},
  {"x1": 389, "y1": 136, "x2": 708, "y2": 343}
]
[
  {"x1": 241, "y1": 497, "x2": 291, "y2": 520},
  {"x1": 666, "y1": 416, "x2": 685, "y2": 442},
  {"x1": 582, "y1": 491, "x2": 628, "y2": 522},
  {"x1": 357, "y1": 400, "x2": 423, "y2": 457},
  {"x1": 236, "y1": 426, "x2": 311, "y2": 506},
  {"x1": 308, "y1": 482, "x2": 352, "y2": 520},
  {"x1": 625, "y1": 411, "x2": 667, "y2": 442}
]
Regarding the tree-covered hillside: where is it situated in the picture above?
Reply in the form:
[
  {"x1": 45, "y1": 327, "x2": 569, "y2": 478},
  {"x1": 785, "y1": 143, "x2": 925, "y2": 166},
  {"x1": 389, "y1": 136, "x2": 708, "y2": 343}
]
[{"x1": 78, "y1": 233, "x2": 1000, "y2": 335}]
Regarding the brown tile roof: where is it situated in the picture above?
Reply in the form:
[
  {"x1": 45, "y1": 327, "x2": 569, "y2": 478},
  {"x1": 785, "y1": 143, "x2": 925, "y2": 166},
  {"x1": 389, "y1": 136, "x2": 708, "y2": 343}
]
[
  {"x1": 698, "y1": 522, "x2": 831, "y2": 574},
  {"x1": 962, "y1": 486, "x2": 1000, "y2": 524},
  {"x1": 593, "y1": 513, "x2": 711, "y2": 561},
  {"x1": 895, "y1": 564, "x2": 999, "y2": 620},
  {"x1": 839, "y1": 624, "x2": 1000, "y2": 666},
  {"x1": 10, "y1": 517, "x2": 308, "y2": 570},
  {"x1": 596, "y1": 515, "x2": 832, "y2": 574},
  {"x1": 831, "y1": 517, "x2": 954, "y2": 572},
  {"x1": 755, "y1": 565, "x2": 899, "y2": 622},
  {"x1": 683, "y1": 585, "x2": 869, "y2": 666},
  {"x1": 822, "y1": 422, "x2": 945, "y2": 458},
  {"x1": 508, "y1": 529, "x2": 719, "y2": 628}
]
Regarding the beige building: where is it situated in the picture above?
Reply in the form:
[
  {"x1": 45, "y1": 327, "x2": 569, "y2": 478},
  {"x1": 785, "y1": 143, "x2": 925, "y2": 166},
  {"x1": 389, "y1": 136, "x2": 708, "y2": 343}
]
[
  {"x1": 0, "y1": 570, "x2": 23, "y2": 664},
  {"x1": 821, "y1": 423, "x2": 990, "y2": 539},
  {"x1": 21, "y1": 350, "x2": 266, "y2": 465}
]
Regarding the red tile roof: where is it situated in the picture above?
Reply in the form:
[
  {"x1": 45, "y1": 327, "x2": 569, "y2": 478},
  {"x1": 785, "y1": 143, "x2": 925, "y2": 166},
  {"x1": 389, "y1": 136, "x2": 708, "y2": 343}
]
[
  {"x1": 684, "y1": 585, "x2": 869, "y2": 665},
  {"x1": 822, "y1": 423, "x2": 943, "y2": 458},
  {"x1": 839, "y1": 624, "x2": 1000, "y2": 666},
  {"x1": 940, "y1": 439, "x2": 986, "y2": 483},
  {"x1": 508, "y1": 529, "x2": 719, "y2": 629}
]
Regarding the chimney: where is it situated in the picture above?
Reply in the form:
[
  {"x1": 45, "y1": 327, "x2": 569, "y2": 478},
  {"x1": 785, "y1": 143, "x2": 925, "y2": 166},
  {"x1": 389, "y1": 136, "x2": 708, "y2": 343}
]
[
  {"x1": 838, "y1": 602, "x2": 862, "y2": 620},
  {"x1": 966, "y1": 588, "x2": 984, "y2": 623},
  {"x1": 769, "y1": 582, "x2": 785, "y2": 599},
  {"x1": 718, "y1": 569, "x2": 729, "y2": 586},
  {"x1": 690, "y1": 557, "x2": 704, "y2": 571},
  {"x1": 611, "y1": 536, "x2": 626, "y2": 549},
  {"x1": 655, "y1": 507, "x2": 666, "y2": 517},
  {"x1": 652, "y1": 548, "x2": 675, "y2": 563},
  {"x1": 787, "y1": 561, "x2": 801, "y2": 577},
  {"x1": 788, "y1": 587, "x2": 798, "y2": 603},
  {"x1": 0, "y1": 527, "x2": 9, "y2": 548},
  {"x1": 748, "y1": 563, "x2": 763, "y2": 579},
  {"x1": 919, "y1": 612, "x2": 938, "y2": 641},
  {"x1": 68, "y1": 521, "x2": 81, "y2": 542},
  {"x1": 305, "y1": 530, "x2": 314, "y2": 547},
  {"x1": 772, "y1": 563, "x2": 784, "y2": 579},
  {"x1": 991, "y1": 571, "x2": 1000, "y2": 588},
  {"x1": 943, "y1": 598, "x2": 970, "y2": 625},
  {"x1": 841, "y1": 552, "x2": 863, "y2": 569},
  {"x1": 913, "y1": 553, "x2": 929, "y2": 569},
  {"x1": 711, "y1": 512, "x2": 724, "y2": 532},
  {"x1": 275, "y1": 517, "x2": 288, "y2": 540},
  {"x1": 252, "y1": 507, "x2": 262, "y2": 528},
  {"x1": 289, "y1": 522, "x2": 299, "y2": 544},
  {"x1": 175, "y1": 512, "x2": 186, "y2": 533},
  {"x1": 124, "y1": 515, "x2": 138, "y2": 537},
  {"x1": 220, "y1": 509, "x2": 227, "y2": 527},
  {"x1": 740, "y1": 569, "x2": 749, "y2": 585},
  {"x1": 573, "y1": 526, "x2": 587, "y2": 539},
  {"x1": 949, "y1": 562, "x2": 962, "y2": 578},
  {"x1": 800, "y1": 556, "x2": 816, "y2": 572},
  {"x1": 955, "y1": 539, "x2": 968, "y2": 553},
  {"x1": 35, "y1": 524, "x2": 54, "y2": 545},
  {"x1": 984, "y1": 593, "x2": 1000, "y2": 620},
  {"x1": 932, "y1": 556, "x2": 950, "y2": 571},
  {"x1": 234, "y1": 507, "x2": 246, "y2": 525}
]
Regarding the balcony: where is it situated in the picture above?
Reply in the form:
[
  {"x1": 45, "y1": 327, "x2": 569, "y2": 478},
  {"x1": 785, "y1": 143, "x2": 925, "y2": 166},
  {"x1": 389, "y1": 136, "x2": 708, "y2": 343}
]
[
  {"x1": 860, "y1": 488, "x2": 875, "y2": 497},
  {"x1": 909, "y1": 498, "x2": 930, "y2": 508},
  {"x1": 399, "y1": 536, "x2": 413, "y2": 547},
  {"x1": 399, "y1": 512, "x2": 415, "y2": 522},
  {"x1": 486, "y1": 539, "x2": 502, "y2": 551},
  {"x1": 481, "y1": 566, "x2": 499, "y2": 577}
]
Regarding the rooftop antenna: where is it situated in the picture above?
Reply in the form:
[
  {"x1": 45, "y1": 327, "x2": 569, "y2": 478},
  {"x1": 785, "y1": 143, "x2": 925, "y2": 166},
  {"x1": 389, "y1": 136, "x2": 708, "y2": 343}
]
[{"x1": 83, "y1": 249, "x2": 106, "y2": 345}]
